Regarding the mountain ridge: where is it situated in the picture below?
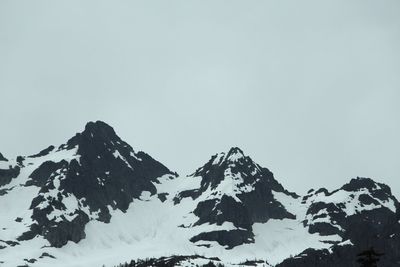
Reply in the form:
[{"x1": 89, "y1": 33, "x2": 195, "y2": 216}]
[{"x1": 0, "y1": 120, "x2": 399, "y2": 267}]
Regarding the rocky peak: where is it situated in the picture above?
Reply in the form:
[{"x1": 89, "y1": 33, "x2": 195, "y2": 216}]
[
  {"x1": 82, "y1": 120, "x2": 118, "y2": 139},
  {"x1": 341, "y1": 177, "x2": 392, "y2": 194},
  {"x1": 65, "y1": 120, "x2": 122, "y2": 149},
  {"x1": 225, "y1": 147, "x2": 246, "y2": 162},
  {"x1": 337, "y1": 177, "x2": 398, "y2": 210},
  {"x1": 192, "y1": 147, "x2": 267, "y2": 191},
  {"x1": 61, "y1": 121, "x2": 147, "y2": 173},
  {"x1": 303, "y1": 177, "x2": 399, "y2": 241},
  {"x1": 209, "y1": 147, "x2": 256, "y2": 168}
]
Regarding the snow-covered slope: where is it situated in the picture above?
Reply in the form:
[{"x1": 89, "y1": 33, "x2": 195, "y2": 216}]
[
  {"x1": 0, "y1": 121, "x2": 176, "y2": 266},
  {"x1": 0, "y1": 121, "x2": 399, "y2": 267},
  {"x1": 278, "y1": 179, "x2": 400, "y2": 267},
  {"x1": 173, "y1": 147, "x2": 300, "y2": 249}
]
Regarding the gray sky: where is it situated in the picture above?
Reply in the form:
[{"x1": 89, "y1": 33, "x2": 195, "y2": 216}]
[{"x1": 1, "y1": 0, "x2": 399, "y2": 197}]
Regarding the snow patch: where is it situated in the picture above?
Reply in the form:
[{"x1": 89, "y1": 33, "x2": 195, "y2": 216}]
[{"x1": 113, "y1": 150, "x2": 133, "y2": 170}]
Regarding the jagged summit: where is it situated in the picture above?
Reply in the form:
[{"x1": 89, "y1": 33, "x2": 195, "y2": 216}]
[
  {"x1": 341, "y1": 176, "x2": 393, "y2": 193},
  {"x1": 191, "y1": 147, "x2": 293, "y2": 196},
  {"x1": 24, "y1": 121, "x2": 123, "y2": 159},
  {"x1": 194, "y1": 147, "x2": 263, "y2": 179},
  {"x1": 65, "y1": 120, "x2": 122, "y2": 149},
  {"x1": 82, "y1": 120, "x2": 117, "y2": 139},
  {"x1": 206, "y1": 147, "x2": 255, "y2": 167},
  {"x1": 225, "y1": 146, "x2": 246, "y2": 162}
]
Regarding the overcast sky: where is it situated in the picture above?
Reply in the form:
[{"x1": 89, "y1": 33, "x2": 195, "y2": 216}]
[{"x1": 1, "y1": 0, "x2": 399, "y2": 197}]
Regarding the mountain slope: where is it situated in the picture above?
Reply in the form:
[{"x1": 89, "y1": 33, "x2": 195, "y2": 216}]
[
  {"x1": 277, "y1": 178, "x2": 400, "y2": 267},
  {"x1": 174, "y1": 147, "x2": 299, "y2": 248},
  {"x1": 0, "y1": 121, "x2": 399, "y2": 267},
  {"x1": 0, "y1": 121, "x2": 176, "y2": 266}
]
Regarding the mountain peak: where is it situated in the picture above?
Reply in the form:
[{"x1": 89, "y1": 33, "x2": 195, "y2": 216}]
[
  {"x1": 190, "y1": 146, "x2": 292, "y2": 196},
  {"x1": 82, "y1": 120, "x2": 117, "y2": 138},
  {"x1": 65, "y1": 120, "x2": 121, "y2": 149},
  {"x1": 209, "y1": 147, "x2": 248, "y2": 167},
  {"x1": 341, "y1": 176, "x2": 392, "y2": 193},
  {"x1": 225, "y1": 147, "x2": 246, "y2": 162}
]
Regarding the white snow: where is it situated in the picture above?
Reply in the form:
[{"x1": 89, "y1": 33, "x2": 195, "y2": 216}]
[
  {"x1": 0, "y1": 146, "x2": 82, "y2": 266},
  {"x1": 113, "y1": 150, "x2": 133, "y2": 170},
  {"x1": 212, "y1": 153, "x2": 225, "y2": 165},
  {"x1": 304, "y1": 187, "x2": 397, "y2": 221},
  {"x1": 129, "y1": 151, "x2": 142, "y2": 161},
  {"x1": 186, "y1": 167, "x2": 256, "y2": 204},
  {"x1": 1, "y1": 147, "x2": 393, "y2": 267},
  {"x1": 226, "y1": 150, "x2": 245, "y2": 163},
  {"x1": 22, "y1": 186, "x2": 339, "y2": 267},
  {"x1": 338, "y1": 239, "x2": 353, "y2": 246}
]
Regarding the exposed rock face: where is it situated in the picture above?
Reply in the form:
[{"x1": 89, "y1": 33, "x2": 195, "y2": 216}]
[
  {"x1": 28, "y1": 145, "x2": 55, "y2": 158},
  {"x1": 1, "y1": 121, "x2": 400, "y2": 267},
  {"x1": 0, "y1": 152, "x2": 7, "y2": 161},
  {"x1": 15, "y1": 121, "x2": 176, "y2": 247},
  {"x1": 0, "y1": 152, "x2": 20, "y2": 187},
  {"x1": 278, "y1": 177, "x2": 400, "y2": 267},
  {"x1": 62, "y1": 121, "x2": 174, "y2": 214},
  {"x1": 302, "y1": 177, "x2": 399, "y2": 238},
  {"x1": 0, "y1": 165, "x2": 20, "y2": 187},
  {"x1": 176, "y1": 147, "x2": 298, "y2": 248}
]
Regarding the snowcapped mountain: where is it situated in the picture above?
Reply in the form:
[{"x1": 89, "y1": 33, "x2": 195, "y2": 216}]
[
  {"x1": 0, "y1": 121, "x2": 399, "y2": 267},
  {"x1": 278, "y1": 178, "x2": 400, "y2": 267},
  {"x1": 174, "y1": 147, "x2": 298, "y2": 249}
]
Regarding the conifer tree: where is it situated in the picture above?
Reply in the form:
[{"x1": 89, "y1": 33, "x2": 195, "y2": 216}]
[{"x1": 357, "y1": 247, "x2": 384, "y2": 267}]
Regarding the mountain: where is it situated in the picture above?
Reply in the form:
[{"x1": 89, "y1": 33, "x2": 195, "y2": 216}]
[
  {"x1": 277, "y1": 178, "x2": 400, "y2": 267},
  {"x1": 0, "y1": 121, "x2": 399, "y2": 267},
  {"x1": 174, "y1": 147, "x2": 298, "y2": 249},
  {"x1": 0, "y1": 121, "x2": 176, "y2": 266}
]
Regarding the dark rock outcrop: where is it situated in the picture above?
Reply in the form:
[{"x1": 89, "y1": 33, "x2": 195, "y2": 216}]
[
  {"x1": 190, "y1": 229, "x2": 255, "y2": 249},
  {"x1": 0, "y1": 152, "x2": 7, "y2": 161},
  {"x1": 0, "y1": 165, "x2": 20, "y2": 187},
  {"x1": 279, "y1": 178, "x2": 400, "y2": 267},
  {"x1": 28, "y1": 145, "x2": 55, "y2": 158}
]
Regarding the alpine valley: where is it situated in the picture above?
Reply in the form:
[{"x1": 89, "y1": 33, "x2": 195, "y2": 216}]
[{"x1": 1, "y1": 121, "x2": 399, "y2": 267}]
